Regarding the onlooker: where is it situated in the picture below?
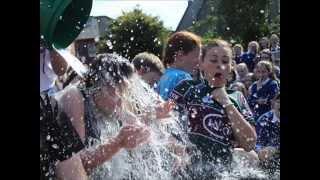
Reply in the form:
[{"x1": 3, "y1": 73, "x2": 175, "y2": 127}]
[
  {"x1": 248, "y1": 61, "x2": 280, "y2": 119},
  {"x1": 255, "y1": 94, "x2": 280, "y2": 170},
  {"x1": 240, "y1": 41, "x2": 259, "y2": 72},
  {"x1": 233, "y1": 44, "x2": 244, "y2": 64},
  {"x1": 243, "y1": 73, "x2": 255, "y2": 90},
  {"x1": 156, "y1": 31, "x2": 202, "y2": 100},
  {"x1": 236, "y1": 63, "x2": 249, "y2": 82},
  {"x1": 259, "y1": 37, "x2": 270, "y2": 50},
  {"x1": 132, "y1": 52, "x2": 165, "y2": 87},
  {"x1": 259, "y1": 49, "x2": 272, "y2": 62},
  {"x1": 270, "y1": 34, "x2": 280, "y2": 62}
]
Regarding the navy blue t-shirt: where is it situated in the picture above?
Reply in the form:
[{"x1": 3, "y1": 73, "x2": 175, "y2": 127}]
[
  {"x1": 240, "y1": 52, "x2": 258, "y2": 72},
  {"x1": 248, "y1": 79, "x2": 279, "y2": 119}
]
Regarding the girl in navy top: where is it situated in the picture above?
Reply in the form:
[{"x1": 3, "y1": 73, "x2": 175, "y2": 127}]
[{"x1": 248, "y1": 61, "x2": 280, "y2": 119}]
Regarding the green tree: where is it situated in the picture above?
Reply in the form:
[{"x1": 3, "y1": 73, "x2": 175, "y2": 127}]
[
  {"x1": 97, "y1": 8, "x2": 170, "y2": 61},
  {"x1": 217, "y1": 0, "x2": 270, "y2": 47}
]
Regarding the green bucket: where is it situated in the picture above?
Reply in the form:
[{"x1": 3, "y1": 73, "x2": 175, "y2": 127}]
[{"x1": 40, "y1": 0, "x2": 93, "y2": 49}]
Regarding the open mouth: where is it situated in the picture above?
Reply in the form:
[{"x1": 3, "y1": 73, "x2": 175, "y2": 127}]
[{"x1": 214, "y1": 73, "x2": 223, "y2": 78}]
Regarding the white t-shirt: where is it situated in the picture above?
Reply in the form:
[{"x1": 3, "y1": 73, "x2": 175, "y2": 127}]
[{"x1": 40, "y1": 49, "x2": 57, "y2": 93}]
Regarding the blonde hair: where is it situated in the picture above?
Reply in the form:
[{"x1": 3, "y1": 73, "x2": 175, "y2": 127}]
[
  {"x1": 248, "y1": 41, "x2": 260, "y2": 53},
  {"x1": 256, "y1": 60, "x2": 279, "y2": 82}
]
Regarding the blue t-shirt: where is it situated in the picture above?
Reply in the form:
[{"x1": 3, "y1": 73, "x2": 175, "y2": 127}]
[
  {"x1": 255, "y1": 111, "x2": 280, "y2": 151},
  {"x1": 240, "y1": 52, "x2": 257, "y2": 72},
  {"x1": 156, "y1": 68, "x2": 192, "y2": 100}
]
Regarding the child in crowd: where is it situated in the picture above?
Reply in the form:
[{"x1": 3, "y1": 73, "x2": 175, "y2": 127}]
[
  {"x1": 132, "y1": 52, "x2": 165, "y2": 88},
  {"x1": 236, "y1": 63, "x2": 249, "y2": 82},
  {"x1": 156, "y1": 31, "x2": 202, "y2": 100},
  {"x1": 240, "y1": 41, "x2": 260, "y2": 72},
  {"x1": 242, "y1": 72, "x2": 255, "y2": 91},
  {"x1": 233, "y1": 44, "x2": 244, "y2": 64},
  {"x1": 259, "y1": 49, "x2": 272, "y2": 62},
  {"x1": 248, "y1": 61, "x2": 280, "y2": 119},
  {"x1": 255, "y1": 93, "x2": 280, "y2": 171},
  {"x1": 259, "y1": 37, "x2": 270, "y2": 50}
]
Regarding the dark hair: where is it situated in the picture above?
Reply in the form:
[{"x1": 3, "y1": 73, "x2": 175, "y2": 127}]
[
  {"x1": 132, "y1": 52, "x2": 165, "y2": 75},
  {"x1": 82, "y1": 53, "x2": 134, "y2": 91},
  {"x1": 163, "y1": 31, "x2": 201, "y2": 67}
]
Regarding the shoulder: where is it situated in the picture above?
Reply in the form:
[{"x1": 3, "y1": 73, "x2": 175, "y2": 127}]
[
  {"x1": 257, "y1": 111, "x2": 273, "y2": 123},
  {"x1": 172, "y1": 79, "x2": 197, "y2": 96}
]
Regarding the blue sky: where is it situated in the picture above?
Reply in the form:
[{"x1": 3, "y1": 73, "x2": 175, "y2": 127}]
[{"x1": 90, "y1": 0, "x2": 188, "y2": 30}]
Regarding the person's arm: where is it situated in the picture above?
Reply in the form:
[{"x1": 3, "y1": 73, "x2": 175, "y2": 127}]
[
  {"x1": 55, "y1": 153, "x2": 88, "y2": 180},
  {"x1": 80, "y1": 125, "x2": 150, "y2": 174},
  {"x1": 212, "y1": 88, "x2": 257, "y2": 151},
  {"x1": 50, "y1": 49, "x2": 68, "y2": 76}
]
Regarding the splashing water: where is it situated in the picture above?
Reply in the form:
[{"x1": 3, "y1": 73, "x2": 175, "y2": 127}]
[{"x1": 64, "y1": 66, "x2": 279, "y2": 179}]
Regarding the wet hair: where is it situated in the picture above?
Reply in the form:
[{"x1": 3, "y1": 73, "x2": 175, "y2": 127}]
[
  {"x1": 132, "y1": 52, "x2": 165, "y2": 75},
  {"x1": 256, "y1": 60, "x2": 279, "y2": 82},
  {"x1": 163, "y1": 31, "x2": 202, "y2": 67},
  {"x1": 81, "y1": 53, "x2": 134, "y2": 92},
  {"x1": 202, "y1": 39, "x2": 232, "y2": 62}
]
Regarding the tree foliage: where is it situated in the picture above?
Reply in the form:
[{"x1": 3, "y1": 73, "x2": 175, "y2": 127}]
[{"x1": 97, "y1": 8, "x2": 170, "y2": 61}]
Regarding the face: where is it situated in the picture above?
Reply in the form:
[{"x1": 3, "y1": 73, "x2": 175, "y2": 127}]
[
  {"x1": 255, "y1": 64, "x2": 270, "y2": 80},
  {"x1": 270, "y1": 36, "x2": 279, "y2": 46},
  {"x1": 200, "y1": 46, "x2": 232, "y2": 87},
  {"x1": 236, "y1": 65, "x2": 248, "y2": 78},
  {"x1": 260, "y1": 39, "x2": 269, "y2": 49},
  {"x1": 243, "y1": 76, "x2": 253, "y2": 89},
  {"x1": 141, "y1": 71, "x2": 161, "y2": 87},
  {"x1": 260, "y1": 53, "x2": 271, "y2": 61},
  {"x1": 179, "y1": 46, "x2": 201, "y2": 74},
  {"x1": 93, "y1": 84, "x2": 123, "y2": 117},
  {"x1": 248, "y1": 43, "x2": 258, "y2": 54},
  {"x1": 233, "y1": 46, "x2": 242, "y2": 56}
]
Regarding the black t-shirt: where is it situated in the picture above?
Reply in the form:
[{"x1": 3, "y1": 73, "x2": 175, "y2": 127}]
[
  {"x1": 169, "y1": 79, "x2": 254, "y2": 163},
  {"x1": 40, "y1": 93, "x2": 84, "y2": 179}
]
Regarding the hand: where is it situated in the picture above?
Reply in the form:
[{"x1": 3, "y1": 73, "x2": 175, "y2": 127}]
[
  {"x1": 116, "y1": 125, "x2": 151, "y2": 150},
  {"x1": 212, "y1": 87, "x2": 232, "y2": 107},
  {"x1": 155, "y1": 101, "x2": 175, "y2": 119},
  {"x1": 258, "y1": 146, "x2": 277, "y2": 161}
]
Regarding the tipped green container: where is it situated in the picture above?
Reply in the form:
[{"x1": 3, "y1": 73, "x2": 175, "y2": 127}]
[{"x1": 40, "y1": 0, "x2": 93, "y2": 49}]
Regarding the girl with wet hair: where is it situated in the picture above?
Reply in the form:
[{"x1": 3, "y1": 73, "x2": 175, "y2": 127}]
[{"x1": 55, "y1": 53, "x2": 151, "y2": 176}]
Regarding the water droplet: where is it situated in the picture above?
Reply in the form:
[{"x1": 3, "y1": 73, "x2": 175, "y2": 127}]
[
  {"x1": 226, "y1": 27, "x2": 230, "y2": 31},
  {"x1": 165, "y1": 88, "x2": 169, "y2": 92},
  {"x1": 236, "y1": 129, "x2": 240, "y2": 133},
  {"x1": 131, "y1": 29, "x2": 133, "y2": 33},
  {"x1": 52, "y1": 144, "x2": 59, "y2": 149},
  {"x1": 260, "y1": 10, "x2": 265, "y2": 14},
  {"x1": 130, "y1": 37, "x2": 134, "y2": 41},
  {"x1": 41, "y1": 35, "x2": 44, "y2": 39},
  {"x1": 46, "y1": 135, "x2": 51, "y2": 140},
  {"x1": 59, "y1": 16, "x2": 63, "y2": 20}
]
